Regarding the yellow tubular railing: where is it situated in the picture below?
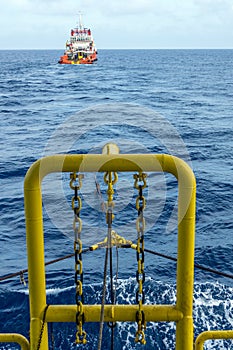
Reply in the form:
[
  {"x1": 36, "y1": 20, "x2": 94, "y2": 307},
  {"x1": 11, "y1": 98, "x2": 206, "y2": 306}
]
[
  {"x1": 195, "y1": 330, "x2": 233, "y2": 350},
  {"x1": 24, "y1": 153, "x2": 196, "y2": 350},
  {"x1": 0, "y1": 334, "x2": 30, "y2": 350}
]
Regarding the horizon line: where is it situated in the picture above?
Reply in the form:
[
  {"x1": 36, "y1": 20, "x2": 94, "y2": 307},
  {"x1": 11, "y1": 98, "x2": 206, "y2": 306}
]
[{"x1": 1, "y1": 47, "x2": 233, "y2": 51}]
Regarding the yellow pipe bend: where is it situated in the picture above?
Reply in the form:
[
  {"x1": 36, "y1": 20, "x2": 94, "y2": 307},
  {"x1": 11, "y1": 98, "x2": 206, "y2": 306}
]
[
  {"x1": 0, "y1": 334, "x2": 30, "y2": 350},
  {"x1": 24, "y1": 153, "x2": 196, "y2": 350},
  {"x1": 195, "y1": 330, "x2": 233, "y2": 350}
]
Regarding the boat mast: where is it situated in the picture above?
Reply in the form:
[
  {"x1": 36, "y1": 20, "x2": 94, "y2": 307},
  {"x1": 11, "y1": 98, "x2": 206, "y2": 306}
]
[{"x1": 78, "y1": 11, "x2": 84, "y2": 30}]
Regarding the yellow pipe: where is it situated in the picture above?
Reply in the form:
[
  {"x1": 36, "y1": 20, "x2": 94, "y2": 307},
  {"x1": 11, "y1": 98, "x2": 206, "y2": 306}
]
[
  {"x1": 45, "y1": 304, "x2": 183, "y2": 323},
  {"x1": 24, "y1": 154, "x2": 194, "y2": 180},
  {"x1": 176, "y1": 185, "x2": 196, "y2": 349},
  {"x1": 0, "y1": 334, "x2": 30, "y2": 350},
  {"x1": 195, "y1": 330, "x2": 233, "y2": 350},
  {"x1": 102, "y1": 142, "x2": 120, "y2": 155},
  {"x1": 24, "y1": 160, "x2": 49, "y2": 349},
  {"x1": 24, "y1": 153, "x2": 196, "y2": 350}
]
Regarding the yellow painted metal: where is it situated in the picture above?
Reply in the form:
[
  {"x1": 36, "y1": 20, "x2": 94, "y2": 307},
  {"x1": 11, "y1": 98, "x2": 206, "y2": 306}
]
[
  {"x1": 24, "y1": 153, "x2": 196, "y2": 350},
  {"x1": 44, "y1": 304, "x2": 183, "y2": 322},
  {"x1": 102, "y1": 142, "x2": 120, "y2": 155},
  {"x1": 195, "y1": 330, "x2": 233, "y2": 349},
  {"x1": 90, "y1": 230, "x2": 133, "y2": 250},
  {"x1": 0, "y1": 334, "x2": 30, "y2": 350},
  {"x1": 24, "y1": 161, "x2": 48, "y2": 349}
]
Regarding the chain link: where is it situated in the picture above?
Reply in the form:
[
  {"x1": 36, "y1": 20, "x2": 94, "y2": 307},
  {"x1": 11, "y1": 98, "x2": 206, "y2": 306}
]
[
  {"x1": 134, "y1": 172, "x2": 147, "y2": 345},
  {"x1": 70, "y1": 172, "x2": 87, "y2": 344}
]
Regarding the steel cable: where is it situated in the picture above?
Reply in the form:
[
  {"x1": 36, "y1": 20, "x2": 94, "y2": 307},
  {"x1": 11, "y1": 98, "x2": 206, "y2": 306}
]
[{"x1": 1, "y1": 246, "x2": 233, "y2": 283}]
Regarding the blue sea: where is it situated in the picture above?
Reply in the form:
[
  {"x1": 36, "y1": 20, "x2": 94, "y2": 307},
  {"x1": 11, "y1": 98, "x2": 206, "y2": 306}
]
[{"x1": 0, "y1": 49, "x2": 233, "y2": 349}]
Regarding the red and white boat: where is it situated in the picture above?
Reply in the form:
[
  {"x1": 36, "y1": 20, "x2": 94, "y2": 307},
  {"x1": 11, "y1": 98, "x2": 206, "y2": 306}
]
[{"x1": 59, "y1": 14, "x2": 97, "y2": 65}]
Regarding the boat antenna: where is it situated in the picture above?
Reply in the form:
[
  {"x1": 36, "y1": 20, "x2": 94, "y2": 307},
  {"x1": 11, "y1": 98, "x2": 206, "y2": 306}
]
[{"x1": 78, "y1": 11, "x2": 84, "y2": 30}]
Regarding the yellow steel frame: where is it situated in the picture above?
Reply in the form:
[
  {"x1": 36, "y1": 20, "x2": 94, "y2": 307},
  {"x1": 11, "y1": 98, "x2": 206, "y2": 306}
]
[
  {"x1": 0, "y1": 334, "x2": 29, "y2": 350},
  {"x1": 195, "y1": 330, "x2": 233, "y2": 349},
  {"x1": 24, "y1": 153, "x2": 196, "y2": 350}
]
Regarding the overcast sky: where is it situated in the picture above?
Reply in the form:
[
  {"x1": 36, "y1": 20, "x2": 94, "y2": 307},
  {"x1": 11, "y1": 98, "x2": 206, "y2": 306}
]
[{"x1": 1, "y1": 0, "x2": 233, "y2": 49}]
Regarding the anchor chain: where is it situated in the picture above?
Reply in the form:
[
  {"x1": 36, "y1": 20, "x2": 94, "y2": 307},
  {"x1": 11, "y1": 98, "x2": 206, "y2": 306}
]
[
  {"x1": 70, "y1": 172, "x2": 87, "y2": 344},
  {"x1": 134, "y1": 172, "x2": 147, "y2": 345}
]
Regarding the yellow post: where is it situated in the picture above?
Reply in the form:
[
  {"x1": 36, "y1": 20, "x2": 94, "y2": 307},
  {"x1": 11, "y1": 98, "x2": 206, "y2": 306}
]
[
  {"x1": 158, "y1": 155, "x2": 196, "y2": 349},
  {"x1": 24, "y1": 160, "x2": 48, "y2": 350},
  {"x1": 174, "y1": 160, "x2": 196, "y2": 350},
  {"x1": 24, "y1": 153, "x2": 196, "y2": 350}
]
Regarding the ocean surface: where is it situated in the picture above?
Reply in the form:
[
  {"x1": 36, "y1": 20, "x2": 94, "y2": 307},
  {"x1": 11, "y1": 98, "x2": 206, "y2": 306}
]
[{"x1": 0, "y1": 49, "x2": 233, "y2": 349}]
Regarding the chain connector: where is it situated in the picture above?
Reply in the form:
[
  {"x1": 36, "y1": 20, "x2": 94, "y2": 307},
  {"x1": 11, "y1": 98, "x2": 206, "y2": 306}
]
[
  {"x1": 76, "y1": 330, "x2": 87, "y2": 344},
  {"x1": 133, "y1": 172, "x2": 147, "y2": 190},
  {"x1": 135, "y1": 329, "x2": 146, "y2": 345},
  {"x1": 104, "y1": 171, "x2": 118, "y2": 185},
  {"x1": 70, "y1": 173, "x2": 84, "y2": 190}
]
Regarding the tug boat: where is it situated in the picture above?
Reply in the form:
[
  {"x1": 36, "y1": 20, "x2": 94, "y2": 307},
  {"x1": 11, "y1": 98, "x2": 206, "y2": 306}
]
[{"x1": 58, "y1": 13, "x2": 97, "y2": 65}]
